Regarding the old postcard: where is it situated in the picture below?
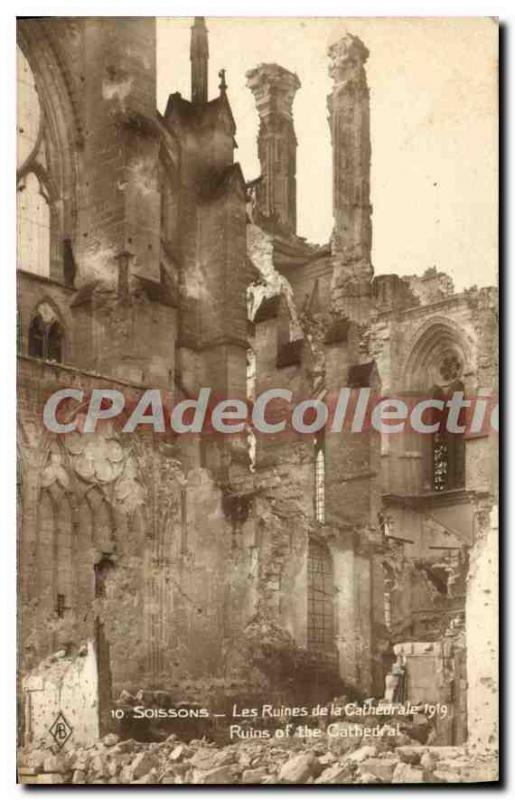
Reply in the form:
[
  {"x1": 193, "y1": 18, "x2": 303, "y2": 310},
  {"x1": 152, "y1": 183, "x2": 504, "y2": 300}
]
[{"x1": 16, "y1": 16, "x2": 498, "y2": 785}]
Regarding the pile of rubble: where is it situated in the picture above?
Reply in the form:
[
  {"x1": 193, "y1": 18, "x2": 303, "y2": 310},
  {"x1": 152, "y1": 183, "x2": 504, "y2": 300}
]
[{"x1": 18, "y1": 731, "x2": 498, "y2": 785}]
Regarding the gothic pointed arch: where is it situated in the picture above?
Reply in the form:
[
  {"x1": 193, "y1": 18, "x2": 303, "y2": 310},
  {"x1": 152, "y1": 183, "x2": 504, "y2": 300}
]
[
  {"x1": 402, "y1": 317, "x2": 471, "y2": 492},
  {"x1": 17, "y1": 21, "x2": 79, "y2": 284},
  {"x1": 402, "y1": 316, "x2": 474, "y2": 393},
  {"x1": 28, "y1": 300, "x2": 65, "y2": 363}
]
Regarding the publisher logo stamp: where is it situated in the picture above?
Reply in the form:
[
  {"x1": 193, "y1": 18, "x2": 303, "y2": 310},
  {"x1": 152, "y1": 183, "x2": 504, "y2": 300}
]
[{"x1": 49, "y1": 712, "x2": 72, "y2": 749}]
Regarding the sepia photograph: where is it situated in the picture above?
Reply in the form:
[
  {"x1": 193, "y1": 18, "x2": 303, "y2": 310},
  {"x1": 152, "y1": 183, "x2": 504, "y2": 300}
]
[{"x1": 13, "y1": 12, "x2": 498, "y2": 787}]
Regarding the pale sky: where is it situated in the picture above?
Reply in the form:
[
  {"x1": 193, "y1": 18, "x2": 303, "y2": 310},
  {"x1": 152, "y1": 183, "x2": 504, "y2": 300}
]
[{"x1": 156, "y1": 17, "x2": 498, "y2": 290}]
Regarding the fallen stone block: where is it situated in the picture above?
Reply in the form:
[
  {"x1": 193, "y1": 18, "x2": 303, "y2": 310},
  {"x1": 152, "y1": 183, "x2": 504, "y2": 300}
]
[
  {"x1": 43, "y1": 753, "x2": 67, "y2": 773},
  {"x1": 420, "y1": 751, "x2": 440, "y2": 771},
  {"x1": 114, "y1": 738, "x2": 139, "y2": 754},
  {"x1": 89, "y1": 753, "x2": 108, "y2": 778},
  {"x1": 279, "y1": 752, "x2": 321, "y2": 783},
  {"x1": 192, "y1": 765, "x2": 238, "y2": 784},
  {"x1": 433, "y1": 769, "x2": 461, "y2": 783},
  {"x1": 347, "y1": 745, "x2": 377, "y2": 763},
  {"x1": 169, "y1": 743, "x2": 192, "y2": 762},
  {"x1": 72, "y1": 769, "x2": 86, "y2": 783},
  {"x1": 26, "y1": 749, "x2": 46, "y2": 772},
  {"x1": 119, "y1": 765, "x2": 132, "y2": 783},
  {"x1": 106, "y1": 758, "x2": 119, "y2": 778},
  {"x1": 129, "y1": 751, "x2": 158, "y2": 781},
  {"x1": 241, "y1": 766, "x2": 269, "y2": 783},
  {"x1": 190, "y1": 746, "x2": 233, "y2": 770},
  {"x1": 392, "y1": 762, "x2": 426, "y2": 783},
  {"x1": 162, "y1": 762, "x2": 190, "y2": 779},
  {"x1": 426, "y1": 746, "x2": 462, "y2": 760},
  {"x1": 396, "y1": 745, "x2": 423, "y2": 765},
  {"x1": 357, "y1": 771, "x2": 381, "y2": 784},
  {"x1": 318, "y1": 751, "x2": 337, "y2": 765},
  {"x1": 131, "y1": 768, "x2": 159, "y2": 784},
  {"x1": 315, "y1": 763, "x2": 353, "y2": 784},
  {"x1": 360, "y1": 757, "x2": 398, "y2": 782}
]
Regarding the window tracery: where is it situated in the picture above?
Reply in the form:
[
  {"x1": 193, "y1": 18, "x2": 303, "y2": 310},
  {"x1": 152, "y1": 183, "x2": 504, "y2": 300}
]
[
  {"x1": 17, "y1": 45, "x2": 51, "y2": 277},
  {"x1": 430, "y1": 350, "x2": 466, "y2": 492},
  {"x1": 307, "y1": 539, "x2": 335, "y2": 653}
]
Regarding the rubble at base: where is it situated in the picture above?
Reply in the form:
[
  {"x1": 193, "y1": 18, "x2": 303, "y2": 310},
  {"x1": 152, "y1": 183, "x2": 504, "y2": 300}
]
[{"x1": 18, "y1": 733, "x2": 498, "y2": 786}]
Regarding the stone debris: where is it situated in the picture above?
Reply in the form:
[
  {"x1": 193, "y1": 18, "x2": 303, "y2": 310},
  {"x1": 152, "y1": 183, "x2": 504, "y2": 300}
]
[
  {"x1": 279, "y1": 752, "x2": 320, "y2": 783},
  {"x1": 347, "y1": 744, "x2": 378, "y2": 763},
  {"x1": 315, "y1": 762, "x2": 354, "y2": 784},
  {"x1": 18, "y1": 734, "x2": 498, "y2": 785},
  {"x1": 169, "y1": 743, "x2": 192, "y2": 762},
  {"x1": 396, "y1": 745, "x2": 423, "y2": 764},
  {"x1": 71, "y1": 769, "x2": 86, "y2": 784},
  {"x1": 361, "y1": 757, "x2": 398, "y2": 782},
  {"x1": 242, "y1": 766, "x2": 269, "y2": 783},
  {"x1": 193, "y1": 765, "x2": 238, "y2": 784},
  {"x1": 127, "y1": 751, "x2": 158, "y2": 781},
  {"x1": 392, "y1": 762, "x2": 427, "y2": 783}
]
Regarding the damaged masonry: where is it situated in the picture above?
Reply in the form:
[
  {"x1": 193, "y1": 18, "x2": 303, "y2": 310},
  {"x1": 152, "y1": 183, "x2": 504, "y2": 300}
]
[{"x1": 17, "y1": 16, "x2": 498, "y2": 784}]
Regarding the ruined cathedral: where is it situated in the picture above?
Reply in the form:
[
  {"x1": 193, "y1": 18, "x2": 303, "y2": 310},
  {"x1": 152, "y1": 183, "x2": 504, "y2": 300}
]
[{"x1": 17, "y1": 17, "x2": 498, "y2": 751}]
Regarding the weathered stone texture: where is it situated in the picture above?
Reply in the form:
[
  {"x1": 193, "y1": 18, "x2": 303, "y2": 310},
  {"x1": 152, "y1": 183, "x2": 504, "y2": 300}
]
[{"x1": 17, "y1": 17, "x2": 497, "y2": 771}]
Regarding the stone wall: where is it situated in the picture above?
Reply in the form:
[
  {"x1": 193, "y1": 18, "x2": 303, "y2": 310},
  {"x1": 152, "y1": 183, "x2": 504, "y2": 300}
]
[
  {"x1": 23, "y1": 643, "x2": 99, "y2": 750},
  {"x1": 466, "y1": 505, "x2": 498, "y2": 753}
]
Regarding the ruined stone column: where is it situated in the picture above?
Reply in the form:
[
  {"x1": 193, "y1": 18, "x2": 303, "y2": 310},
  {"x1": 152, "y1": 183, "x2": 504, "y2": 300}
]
[
  {"x1": 246, "y1": 64, "x2": 300, "y2": 235},
  {"x1": 327, "y1": 34, "x2": 373, "y2": 317},
  {"x1": 328, "y1": 34, "x2": 372, "y2": 265},
  {"x1": 190, "y1": 16, "x2": 208, "y2": 104}
]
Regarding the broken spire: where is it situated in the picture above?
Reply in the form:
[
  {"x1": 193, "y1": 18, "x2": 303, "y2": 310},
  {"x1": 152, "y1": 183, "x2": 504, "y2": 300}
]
[{"x1": 190, "y1": 16, "x2": 209, "y2": 104}]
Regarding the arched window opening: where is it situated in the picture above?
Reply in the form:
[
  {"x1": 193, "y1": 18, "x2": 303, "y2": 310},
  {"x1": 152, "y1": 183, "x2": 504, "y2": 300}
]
[
  {"x1": 404, "y1": 330, "x2": 468, "y2": 495},
  {"x1": 17, "y1": 172, "x2": 51, "y2": 277},
  {"x1": 17, "y1": 45, "x2": 41, "y2": 170},
  {"x1": 314, "y1": 435, "x2": 325, "y2": 524},
  {"x1": 28, "y1": 313, "x2": 45, "y2": 358},
  {"x1": 28, "y1": 303, "x2": 64, "y2": 363},
  {"x1": 307, "y1": 538, "x2": 335, "y2": 654},
  {"x1": 430, "y1": 378, "x2": 466, "y2": 493},
  {"x1": 94, "y1": 556, "x2": 115, "y2": 599},
  {"x1": 17, "y1": 44, "x2": 52, "y2": 277}
]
